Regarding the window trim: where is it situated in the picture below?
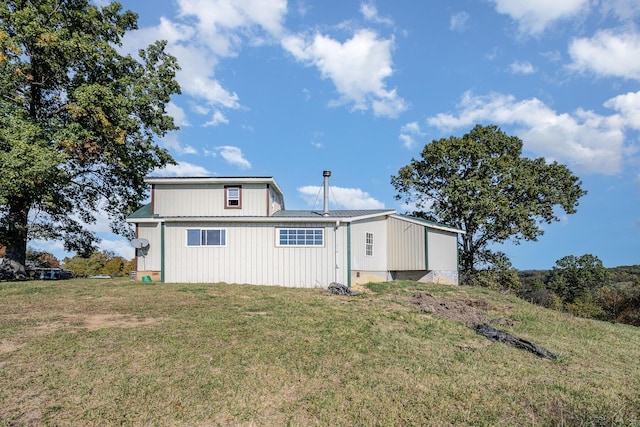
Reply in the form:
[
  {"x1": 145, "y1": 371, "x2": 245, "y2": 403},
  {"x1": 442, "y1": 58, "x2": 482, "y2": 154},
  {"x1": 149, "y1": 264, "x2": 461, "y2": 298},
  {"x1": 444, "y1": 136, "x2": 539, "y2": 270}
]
[
  {"x1": 186, "y1": 228, "x2": 227, "y2": 247},
  {"x1": 365, "y1": 232, "x2": 374, "y2": 256},
  {"x1": 225, "y1": 185, "x2": 242, "y2": 209},
  {"x1": 276, "y1": 228, "x2": 325, "y2": 247}
]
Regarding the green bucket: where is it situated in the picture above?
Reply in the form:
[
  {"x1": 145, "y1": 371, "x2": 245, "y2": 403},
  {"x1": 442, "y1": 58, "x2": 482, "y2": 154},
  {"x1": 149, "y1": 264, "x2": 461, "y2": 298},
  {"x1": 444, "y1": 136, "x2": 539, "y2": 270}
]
[{"x1": 141, "y1": 275, "x2": 152, "y2": 283}]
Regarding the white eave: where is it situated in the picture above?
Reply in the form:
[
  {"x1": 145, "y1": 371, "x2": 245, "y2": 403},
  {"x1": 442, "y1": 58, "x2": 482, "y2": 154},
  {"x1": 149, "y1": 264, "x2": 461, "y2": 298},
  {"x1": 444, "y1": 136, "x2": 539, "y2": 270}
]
[
  {"x1": 390, "y1": 214, "x2": 465, "y2": 234},
  {"x1": 127, "y1": 210, "x2": 397, "y2": 224}
]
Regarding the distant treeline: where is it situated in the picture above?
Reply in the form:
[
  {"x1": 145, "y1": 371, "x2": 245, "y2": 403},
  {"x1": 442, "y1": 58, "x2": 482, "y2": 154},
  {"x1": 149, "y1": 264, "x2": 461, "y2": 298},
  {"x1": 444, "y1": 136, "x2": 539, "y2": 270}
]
[{"x1": 517, "y1": 262, "x2": 640, "y2": 326}]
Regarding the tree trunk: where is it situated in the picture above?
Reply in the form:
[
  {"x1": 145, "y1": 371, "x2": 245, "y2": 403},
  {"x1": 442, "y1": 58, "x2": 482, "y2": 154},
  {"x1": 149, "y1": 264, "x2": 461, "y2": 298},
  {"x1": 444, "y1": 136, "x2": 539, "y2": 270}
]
[{"x1": 1, "y1": 199, "x2": 30, "y2": 280}]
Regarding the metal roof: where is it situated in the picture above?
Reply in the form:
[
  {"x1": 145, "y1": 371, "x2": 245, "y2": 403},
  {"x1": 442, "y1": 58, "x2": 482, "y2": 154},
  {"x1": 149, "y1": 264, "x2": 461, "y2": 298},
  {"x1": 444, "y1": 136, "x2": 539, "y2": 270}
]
[
  {"x1": 128, "y1": 203, "x2": 153, "y2": 219},
  {"x1": 272, "y1": 209, "x2": 394, "y2": 218}
]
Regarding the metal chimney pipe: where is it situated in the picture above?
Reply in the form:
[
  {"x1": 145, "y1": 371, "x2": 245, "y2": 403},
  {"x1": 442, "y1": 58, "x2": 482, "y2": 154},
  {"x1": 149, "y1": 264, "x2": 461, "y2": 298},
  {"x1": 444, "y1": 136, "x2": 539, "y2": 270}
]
[{"x1": 323, "y1": 170, "x2": 331, "y2": 216}]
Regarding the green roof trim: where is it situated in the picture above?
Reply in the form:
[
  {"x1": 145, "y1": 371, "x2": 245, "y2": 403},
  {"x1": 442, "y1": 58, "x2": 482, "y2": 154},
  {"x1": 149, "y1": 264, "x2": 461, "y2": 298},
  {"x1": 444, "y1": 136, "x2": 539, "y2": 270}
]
[{"x1": 128, "y1": 203, "x2": 153, "y2": 219}]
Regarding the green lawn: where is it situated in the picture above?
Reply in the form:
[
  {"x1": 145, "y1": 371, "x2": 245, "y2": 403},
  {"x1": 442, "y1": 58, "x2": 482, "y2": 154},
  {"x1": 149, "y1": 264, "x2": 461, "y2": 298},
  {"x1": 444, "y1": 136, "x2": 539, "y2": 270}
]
[{"x1": 1, "y1": 279, "x2": 639, "y2": 426}]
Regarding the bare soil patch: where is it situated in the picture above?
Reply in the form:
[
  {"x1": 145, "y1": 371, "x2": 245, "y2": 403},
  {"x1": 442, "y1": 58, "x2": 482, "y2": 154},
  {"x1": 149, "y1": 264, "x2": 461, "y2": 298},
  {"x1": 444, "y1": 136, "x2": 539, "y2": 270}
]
[{"x1": 409, "y1": 292, "x2": 490, "y2": 327}]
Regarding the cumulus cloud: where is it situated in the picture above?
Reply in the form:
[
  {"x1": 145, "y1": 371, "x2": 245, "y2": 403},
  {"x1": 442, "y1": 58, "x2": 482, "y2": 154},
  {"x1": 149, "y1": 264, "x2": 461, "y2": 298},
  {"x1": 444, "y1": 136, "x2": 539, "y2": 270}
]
[
  {"x1": 604, "y1": 91, "x2": 640, "y2": 130},
  {"x1": 568, "y1": 29, "x2": 640, "y2": 80},
  {"x1": 600, "y1": 0, "x2": 640, "y2": 21},
  {"x1": 166, "y1": 102, "x2": 190, "y2": 127},
  {"x1": 450, "y1": 12, "x2": 470, "y2": 32},
  {"x1": 297, "y1": 185, "x2": 384, "y2": 209},
  {"x1": 160, "y1": 133, "x2": 197, "y2": 155},
  {"x1": 360, "y1": 1, "x2": 394, "y2": 26},
  {"x1": 491, "y1": 0, "x2": 590, "y2": 35},
  {"x1": 120, "y1": 1, "x2": 288, "y2": 121},
  {"x1": 100, "y1": 238, "x2": 135, "y2": 260},
  {"x1": 282, "y1": 29, "x2": 407, "y2": 117},
  {"x1": 153, "y1": 161, "x2": 210, "y2": 177},
  {"x1": 204, "y1": 110, "x2": 230, "y2": 127},
  {"x1": 426, "y1": 91, "x2": 636, "y2": 175},
  {"x1": 509, "y1": 60, "x2": 536, "y2": 75},
  {"x1": 399, "y1": 121, "x2": 426, "y2": 150},
  {"x1": 216, "y1": 146, "x2": 252, "y2": 169}
]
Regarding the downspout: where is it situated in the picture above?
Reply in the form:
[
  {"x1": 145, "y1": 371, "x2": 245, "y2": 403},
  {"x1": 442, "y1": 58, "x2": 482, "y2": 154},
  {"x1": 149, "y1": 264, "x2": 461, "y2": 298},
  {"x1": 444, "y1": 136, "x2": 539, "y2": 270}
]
[
  {"x1": 161, "y1": 222, "x2": 165, "y2": 283},
  {"x1": 135, "y1": 224, "x2": 139, "y2": 272},
  {"x1": 424, "y1": 227, "x2": 429, "y2": 270},
  {"x1": 347, "y1": 223, "x2": 351, "y2": 289},
  {"x1": 334, "y1": 220, "x2": 340, "y2": 283}
]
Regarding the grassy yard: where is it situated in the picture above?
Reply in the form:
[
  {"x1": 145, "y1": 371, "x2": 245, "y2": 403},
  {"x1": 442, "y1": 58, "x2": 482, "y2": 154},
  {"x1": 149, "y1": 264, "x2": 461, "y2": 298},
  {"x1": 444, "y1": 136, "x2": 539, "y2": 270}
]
[{"x1": 1, "y1": 279, "x2": 639, "y2": 426}]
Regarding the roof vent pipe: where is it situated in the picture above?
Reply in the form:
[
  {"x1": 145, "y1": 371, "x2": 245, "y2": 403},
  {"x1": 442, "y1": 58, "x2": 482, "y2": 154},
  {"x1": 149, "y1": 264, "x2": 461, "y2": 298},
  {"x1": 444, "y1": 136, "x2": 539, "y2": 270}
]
[{"x1": 323, "y1": 170, "x2": 331, "y2": 216}]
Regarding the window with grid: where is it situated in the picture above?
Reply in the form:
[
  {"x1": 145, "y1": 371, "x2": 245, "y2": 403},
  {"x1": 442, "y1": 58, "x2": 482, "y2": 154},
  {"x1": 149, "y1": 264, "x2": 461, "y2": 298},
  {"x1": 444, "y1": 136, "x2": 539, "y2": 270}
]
[
  {"x1": 225, "y1": 186, "x2": 241, "y2": 208},
  {"x1": 277, "y1": 228, "x2": 324, "y2": 246},
  {"x1": 365, "y1": 232, "x2": 374, "y2": 256},
  {"x1": 186, "y1": 229, "x2": 227, "y2": 246}
]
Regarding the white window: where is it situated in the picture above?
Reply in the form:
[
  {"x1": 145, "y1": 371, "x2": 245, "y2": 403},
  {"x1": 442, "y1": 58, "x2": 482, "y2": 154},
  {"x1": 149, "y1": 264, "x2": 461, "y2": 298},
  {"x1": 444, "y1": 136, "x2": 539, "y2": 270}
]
[
  {"x1": 277, "y1": 228, "x2": 324, "y2": 246},
  {"x1": 225, "y1": 186, "x2": 241, "y2": 208},
  {"x1": 365, "y1": 232, "x2": 374, "y2": 256},
  {"x1": 186, "y1": 229, "x2": 226, "y2": 246}
]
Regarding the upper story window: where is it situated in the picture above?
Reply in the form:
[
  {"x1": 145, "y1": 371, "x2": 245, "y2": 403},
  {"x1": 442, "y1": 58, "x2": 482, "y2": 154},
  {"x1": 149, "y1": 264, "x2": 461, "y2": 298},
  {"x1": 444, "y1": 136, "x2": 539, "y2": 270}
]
[
  {"x1": 187, "y1": 229, "x2": 226, "y2": 247},
  {"x1": 225, "y1": 185, "x2": 242, "y2": 209},
  {"x1": 365, "y1": 232, "x2": 374, "y2": 256}
]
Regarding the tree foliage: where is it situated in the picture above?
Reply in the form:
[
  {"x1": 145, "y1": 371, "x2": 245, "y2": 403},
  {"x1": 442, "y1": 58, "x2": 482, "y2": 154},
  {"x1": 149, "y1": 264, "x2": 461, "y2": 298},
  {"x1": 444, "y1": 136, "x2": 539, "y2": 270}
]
[
  {"x1": 548, "y1": 254, "x2": 609, "y2": 303},
  {"x1": 62, "y1": 250, "x2": 132, "y2": 277},
  {"x1": 391, "y1": 124, "x2": 587, "y2": 274},
  {"x1": 0, "y1": 1, "x2": 180, "y2": 275}
]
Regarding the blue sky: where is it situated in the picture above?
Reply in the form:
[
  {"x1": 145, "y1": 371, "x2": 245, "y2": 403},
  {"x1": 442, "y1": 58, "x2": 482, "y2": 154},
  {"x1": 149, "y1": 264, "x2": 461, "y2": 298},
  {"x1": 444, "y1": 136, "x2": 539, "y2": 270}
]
[{"x1": 35, "y1": 0, "x2": 640, "y2": 270}]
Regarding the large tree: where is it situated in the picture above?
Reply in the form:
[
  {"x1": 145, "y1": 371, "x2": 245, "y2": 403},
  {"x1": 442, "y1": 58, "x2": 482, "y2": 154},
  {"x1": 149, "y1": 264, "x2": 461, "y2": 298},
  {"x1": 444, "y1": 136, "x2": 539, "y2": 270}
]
[
  {"x1": 391, "y1": 124, "x2": 587, "y2": 274},
  {"x1": 0, "y1": 1, "x2": 180, "y2": 278}
]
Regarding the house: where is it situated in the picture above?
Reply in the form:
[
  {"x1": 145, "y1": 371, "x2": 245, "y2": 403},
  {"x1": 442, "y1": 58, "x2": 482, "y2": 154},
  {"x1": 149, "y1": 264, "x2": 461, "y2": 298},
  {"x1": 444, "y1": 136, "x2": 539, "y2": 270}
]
[{"x1": 126, "y1": 171, "x2": 464, "y2": 287}]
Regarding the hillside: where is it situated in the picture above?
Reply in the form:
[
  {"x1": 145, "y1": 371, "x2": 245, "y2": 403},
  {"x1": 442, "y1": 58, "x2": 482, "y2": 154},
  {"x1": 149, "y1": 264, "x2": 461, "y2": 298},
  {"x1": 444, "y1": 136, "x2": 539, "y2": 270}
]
[{"x1": 1, "y1": 279, "x2": 639, "y2": 425}]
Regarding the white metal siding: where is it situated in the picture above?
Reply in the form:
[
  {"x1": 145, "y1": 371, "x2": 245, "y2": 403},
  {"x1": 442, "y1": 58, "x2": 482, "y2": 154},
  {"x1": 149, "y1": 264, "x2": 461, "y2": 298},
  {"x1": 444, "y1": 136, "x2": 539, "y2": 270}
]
[
  {"x1": 350, "y1": 218, "x2": 388, "y2": 273},
  {"x1": 136, "y1": 223, "x2": 161, "y2": 271},
  {"x1": 154, "y1": 183, "x2": 270, "y2": 217},
  {"x1": 163, "y1": 222, "x2": 347, "y2": 287},
  {"x1": 427, "y1": 229, "x2": 459, "y2": 271},
  {"x1": 386, "y1": 217, "x2": 426, "y2": 270}
]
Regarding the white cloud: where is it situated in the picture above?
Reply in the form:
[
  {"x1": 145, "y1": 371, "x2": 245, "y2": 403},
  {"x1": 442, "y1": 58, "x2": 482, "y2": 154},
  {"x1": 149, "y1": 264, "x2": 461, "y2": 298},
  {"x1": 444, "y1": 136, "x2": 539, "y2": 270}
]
[
  {"x1": 509, "y1": 60, "x2": 536, "y2": 75},
  {"x1": 160, "y1": 133, "x2": 198, "y2": 155},
  {"x1": 282, "y1": 29, "x2": 407, "y2": 117},
  {"x1": 91, "y1": 0, "x2": 110, "y2": 7},
  {"x1": 600, "y1": 0, "x2": 640, "y2": 21},
  {"x1": 120, "y1": 1, "x2": 288, "y2": 120},
  {"x1": 166, "y1": 102, "x2": 190, "y2": 127},
  {"x1": 399, "y1": 121, "x2": 426, "y2": 150},
  {"x1": 604, "y1": 91, "x2": 640, "y2": 130},
  {"x1": 99, "y1": 238, "x2": 135, "y2": 260},
  {"x1": 297, "y1": 185, "x2": 384, "y2": 209},
  {"x1": 427, "y1": 91, "x2": 631, "y2": 175},
  {"x1": 568, "y1": 29, "x2": 640, "y2": 80},
  {"x1": 176, "y1": 0, "x2": 287, "y2": 51},
  {"x1": 216, "y1": 146, "x2": 251, "y2": 169},
  {"x1": 360, "y1": 2, "x2": 394, "y2": 26},
  {"x1": 204, "y1": 110, "x2": 230, "y2": 127},
  {"x1": 153, "y1": 161, "x2": 210, "y2": 177},
  {"x1": 450, "y1": 12, "x2": 470, "y2": 32},
  {"x1": 491, "y1": 0, "x2": 590, "y2": 35}
]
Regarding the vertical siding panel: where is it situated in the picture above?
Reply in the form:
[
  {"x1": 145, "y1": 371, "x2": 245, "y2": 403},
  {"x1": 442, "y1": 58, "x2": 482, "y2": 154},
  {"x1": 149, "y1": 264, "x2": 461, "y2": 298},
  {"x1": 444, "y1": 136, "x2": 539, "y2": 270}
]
[{"x1": 387, "y1": 217, "x2": 425, "y2": 270}]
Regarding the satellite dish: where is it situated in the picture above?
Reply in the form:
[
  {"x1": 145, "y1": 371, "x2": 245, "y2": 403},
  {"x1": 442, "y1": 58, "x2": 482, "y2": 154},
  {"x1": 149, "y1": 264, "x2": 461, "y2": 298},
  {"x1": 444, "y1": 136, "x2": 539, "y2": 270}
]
[{"x1": 130, "y1": 238, "x2": 150, "y2": 249}]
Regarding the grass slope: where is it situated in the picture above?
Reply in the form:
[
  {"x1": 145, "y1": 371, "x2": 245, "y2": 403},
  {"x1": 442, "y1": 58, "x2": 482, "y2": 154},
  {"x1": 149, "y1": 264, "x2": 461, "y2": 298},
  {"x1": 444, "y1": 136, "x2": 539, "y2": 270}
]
[{"x1": 1, "y1": 279, "x2": 639, "y2": 426}]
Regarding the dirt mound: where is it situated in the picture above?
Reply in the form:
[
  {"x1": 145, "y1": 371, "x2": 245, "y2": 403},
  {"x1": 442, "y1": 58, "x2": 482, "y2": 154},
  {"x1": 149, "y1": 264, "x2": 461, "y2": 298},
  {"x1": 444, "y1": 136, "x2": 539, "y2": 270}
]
[{"x1": 410, "y1": 292, "x2": 489, "y2": 327}]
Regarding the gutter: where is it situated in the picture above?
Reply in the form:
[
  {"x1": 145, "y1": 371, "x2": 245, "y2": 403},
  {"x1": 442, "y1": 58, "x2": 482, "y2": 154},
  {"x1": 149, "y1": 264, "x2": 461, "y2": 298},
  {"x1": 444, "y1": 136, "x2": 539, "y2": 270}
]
[{"x1": 127, "y1": 210, "x2": 397, "y2": 225}]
